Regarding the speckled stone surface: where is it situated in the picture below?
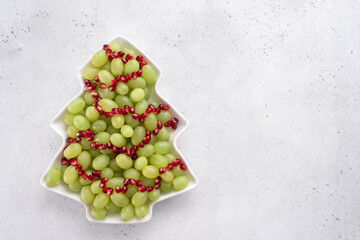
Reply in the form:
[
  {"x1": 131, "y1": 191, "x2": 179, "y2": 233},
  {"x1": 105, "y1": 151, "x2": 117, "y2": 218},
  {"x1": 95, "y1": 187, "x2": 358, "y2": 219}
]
[{"x1": 1, "y1": 0, "x2": 360, "y2": 239}]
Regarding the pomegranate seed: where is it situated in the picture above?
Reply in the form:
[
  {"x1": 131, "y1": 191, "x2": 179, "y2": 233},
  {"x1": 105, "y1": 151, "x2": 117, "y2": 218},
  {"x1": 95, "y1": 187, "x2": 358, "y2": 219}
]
[
  {"x1": 111, "y1": 108, "x2": 118, "y2": 114},
  {"x1": 75, "y1": 164, "x2": 82, "y2": 170},
  {"x1": 164, "y1": 121, "x2": 171, "y2": 127},
  {"x1": 154, "y1": 183, "x2": 161, "y2": 189},
  {"x1": 78, "y1": 170, "x2": 85, "y2": 176},
  {"x1": 103, "y1": 44, "x2": 109, "y2": 50},
  {"x1": 108, "y1": 85, "x2": 115, "y2": 91},
  {"x1": 140, "y1": 60, "x2": 147, "y2": 68},
  {"x1": 105, "y1": 188, "x2": 113, "y2": 195},
  {"x1": 153, "y1": 108, "x2": 160, "y2": 114},
  {"x1": 136, "y1": 55, "x2": 143, "y2": 62},
  {"x1": 138, "y1": 142, "x2": 144, "y2": 148},
  {"x1": 115, "y1": 186, "x2": 121, "y2": 193},
  {"x1": 176, "y1": 159, "x2": 182, "y2": 165},
  {"x1": 99, "y1": 182, "x2": 106, "y2": 188},
  {"x1": 92, "y1": 170, "x2": 101, "y2": 176},
  {"x1": 99, "y1": 83, "x2": 107, "y2": 89},
  {"x1": 146, "y1": 130, "x2": 151, "y2": 136},
  {"x1": 91, "y1": 92, "x2": 98, "y2": 98},
  {"x1": 125, "y1": 74, "x2": 131, "y2": 81},
  {"x1": 82, "y1": 174, "x2": 88, "y2": 180},
  {"x1": 125, "y1": 149, "x2": 131, "y2": 156},
  {"x1": 131, "y1": 153, "x2": 138, "y2": 160},
  {"x1": 119, "y1": 51, "x2": 125, "y2": 57},
  {"x1": 87, "y1": 135, "x2": 94, "y2": 141},
  {"x1": 105, "y1": 112, "x2": 114, "y2": 118},
  {"x1": 180, "y1": 164, "x2": 187, "y2": 171},
  {"x1": 159, "y1": 104, "x2": 165, "y2": 110},
  {"x1": 66, "y1": 137, "x2": 73, "y2": 143},
  {"x1": 110, "y1": 80, "x2": 117, "y2": 86},
  {"x1": 147, "y1": 186, "x2": 154, "y2": 192},
  {"x1": 86, "y1": 129, "x2": 93, "y2": 135},
  {"x1": 136, "y1": 181, "x2": 143, "y2": 187},
  {"x1": 149, "y1": 105, "x2": 156, "y2": 112},
  {"x1": 99, "y1": 144, "x2": 106, "y2": 150},
  {"x1": 75, "y1": 137, "x2": 81, "y2": 142},
  {"x1": 164, "y1": 105, "x2": 169, "y2": 110},
  {"x1": 157, "y1": 121, "x2": 163, "y2": 129},
  {"x1": 130, "y1": 146, "x2": 138, "y2": 154},
  {"x1": 140, "y1": 113, "x2": 148, "y2": 119},
  {"x1": 61, "y1": 158, "x2": 70, "y2": 166},
  {"x1": 94, "y1": 76, "x2": 100, "y2": 82},
  {"x1": 143, "y1": 136, "x2": 151, "y2": 144},
  {"x1": 155, "y1": 177, "x2": 161, "y2": 184},
  {"x1": 96, "y1": 97, "x2": 101, "y2": 103},
  {"x1": 106, "y1": 49, "x2": 112, "y2": 56},
  {"x1": 167, "y1": 163, "x2": 174, "y2": 170},
  {"x1": 123, "y1": 178, "x2": 129, "y2": 186},
  {"x1": 91, "y1": 142, "x2": 99, "y2": 149},
  {"x1": 121, "y1": 186, "x2": 128, "y2": 193},
  {"x1": 153, "y1": 128, "x2": 159, "y2": 135},
  {"x1": 120, "y1": 146, "x2": 127, "y2": 153},
  {"x1": 131, "y1": 72, "x2": 137, "y2": 79},
  {"x1": 145, "y1": 108, "x2": 152, "y2": 114},
  {"x1": 85, "y1": 86, "x2": 92, "y2": 92},
  {"x1": 172, "y1": 159, "x2": 178, "y2": 166},
  {"x1": 137, "y1": 70, "x2": 142, "y2": 76},
  {"x1": 124, "y1": 105, "x2": 130, "y2": 113},
  {"x1": 94, "y1": 175, "x2": 100, "y2": 181},
  {"x1": 159, "y1": 167, "x2": 166, "y2": 174},
  {"x1": 121, "y1": 57, "x2": 127, "y2": 63},
  {"x1": 88, "y1": 175, "x2": 95, "y2": 181},
  {"x1": 112, "y1": 51, "x2": 119, "y2": 58},
  {"x1": 139, "y1": 186, "x2": 147, "y2": 192},
  {"x1": 131, "y1": 113, "x2": 139, "y2": 120},
  {"x1": 84, "y1": 80, "x2": 91, "y2": 85},
  {"x1": 126, "y1": 54, "x2": 133, "y2": 60},
  {"x1": 112, "y1": 146, "x2": 119, "y2": 153},
  {"x1": 172, "y1": 118, "x2": 179, "y2": 124},
  {"x1": 139, "y1": 117, "x2": 145, "y2": 123},
  {"x1": 108, "y1": 56, "x2": 113, "y2": 61},
  {"x1": 129, "y1": 179, "x2": 136, "y2": 185},
  {"x1": 106, "y1": 142, "x2": 113, "y2": 148},
  {"x1": 129, "y1": 107, "x2": 135, "y2": 114}
]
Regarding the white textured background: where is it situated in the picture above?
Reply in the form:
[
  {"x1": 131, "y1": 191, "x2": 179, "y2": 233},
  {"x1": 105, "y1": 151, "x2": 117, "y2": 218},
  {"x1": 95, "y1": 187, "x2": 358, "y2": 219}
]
[{"x1": 1, "y1": 0, "x2": 360, "y2": 239}]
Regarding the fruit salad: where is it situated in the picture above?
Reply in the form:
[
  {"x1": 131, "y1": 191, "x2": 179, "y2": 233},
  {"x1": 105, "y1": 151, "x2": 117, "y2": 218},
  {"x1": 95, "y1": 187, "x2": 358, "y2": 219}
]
[{"x1": 45, "y1": 43, "x2": 190, "y2": 221}]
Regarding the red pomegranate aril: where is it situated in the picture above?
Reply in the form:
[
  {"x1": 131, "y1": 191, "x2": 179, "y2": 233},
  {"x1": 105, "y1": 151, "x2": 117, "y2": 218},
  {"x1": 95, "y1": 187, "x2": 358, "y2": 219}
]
[
  {"x1": 136, "y1": 55, "x2": 143, "y2": 62},
  {"x1": 139, "y1": 117, "x2": 145, "y2": 123},
  {"x1": 120, "y1": 75, "x2": 126, "y2": 82},
  {"x1": 122, "y1": 57, "x2": 127, "y2": 63},
  {"x1": 153, "y1": 128, "x2": 159, "y2": 135},
  {"x1": 94, "y1": 175, "x2": 100, "y2": 181},
  {"x1": 129, "y1": 107, "x2": 135, "y2": 114},
  {"x1": 154, "y1": 183, "x2": 161, "y2": 189},
  {"x1": 61, "y1": 158, "x2": 70, "y2": 166},
  {"x1": 108, "y1": 55, "x2": 114, "y2": 61},
  {"x1": 115, "y1": 185, "x2": 122, "y2": 193},
  {"x1": 159, "y1": 104, "x2": 165, "y2": 110},
  {"x1": 86, "y1": 129, "x2": 93, "y2": 135},
  {"x1": 157, "y1": 121, "x2": 163, "y2": 129},
  {"x1": 131, "y1": 153, "x2": 138, "y2": 160},
  {"x1": 112, "y1": 51, "x2": 119, "y2": 58},
  {"x1": 101, "y1": 177, "x2": 108, "y2": 183},
  {"x1": 163, "y1": 105, "x2": 169, "y2": 110},
  {"x1": 172, "y1": 159, "x2": 178, "y2": 166},
  {"x1": 131, "y1": 113, "x2": 139, "y2": 120},
  {"x1": 159, "y1": 167, "x2": 166, "y2": 174},
  {"x1": 66, "y1": 137, "x2": 73, "y2": 143},
  {"x1": 136, "y1": 181, "x2": 143, "y2": 187},
  {"x1": 172, "y1": 117, "x2": 179, "y2": 124},
  {"x1": 140, "y1": 60, "x2": 147, "y2": 68},
  {"x1": 75, "y1": 137, "x2": 81, "y2": 142},
  {"x1": 171, "y1": 123, "x2": 177, "y2": 129},
  {"x1": 106, "y1": 142, "x2": 113, "y2": 148},
  {"x1": 82, "y1": 173, "x2": 88, "y2": 180},
  {"x1": 129, "y1": 179, "x2": 136, "y2": 185},
  {"x1": 91, "y1": 92, "x2": 98, "y2": 98},
  {"x1": 130, "y1": 146, "x2": 138, "y2": 154},
  {"x1": 140, "y1": 113, "x2": 148, "y2": 119},
  {"x1": 91, "y1": 83, "x2": 97, "y2": 90},
  {"x1": 145, "y1": 108, "x2": 152, "y2": 114},
  {"x1": 87, "y1": 135, "x2": 94, "y2": 141},
  {"x1": 139, "y1": 186, "x2": 147, "y2": 192},
  {"x1": 96, "y1": 97, "x2": 101, "y2": 103},
  {"x1": 143, "y1": 136, "x2": 151, "y2": 144},
  {"x1": 121, "y1": 186, "x2": 128, "y2": 193},
  {"x1": 84, "y1": 80, "x2": 91, "y2": 85},
  {"x1": 146, "y1": 130, "x2": 151, "y2": 136},
  {"x1": 112, "y1": 108, "x2": 118, "y2": 114},
  {"x1": 125, "y1": 149, "x2": 131, "y2": 156},
  {"x1": 107, "y1": 188, "x2": 114, "y2": 195},
  {"x1": 99, "y1": 83, "x2": 107, "y2": 89},
  {"x1": 110, "y1": 79, "x2": 117, "y2": 86},
  {"x1": 155, "y1": 176, "x2": 161, "y2": 184},
  {"x1": 124, "y1": 105, "x2": 130, "y2": 113},
  {"x1": 92, "y1": 170, "x2": 101, "y2": 176},
  {"x1": 131, "y1": 72, "x2": 137, "y2": 79},
  {"x1": 78, "y1": 170, "x2": 85, "y2": 176},
  {"x1": 75, "y1": 164, "x2": 82, "y2": 170},
  {"x1": 108, "y1": 85, "x2": 115, "y2": 91},
  {"x1": 137, "y1": 70, "x2": 143, "y2": 76},
  {"x1": 164, "y1": 121, "x2": 171, "y2": 127},
  {"x1": 105, "y1": 112, "x2": 114, "y2": 118},
  {"x1": 125, "y1": 74, "x2": 131, "y2": 81},
  {"x1": 94, "y1": 76, "x2": 100, "y2": 82},
  {"x1": 138, "y1": 142, "x2": 144, "y2": 148},
  {"x1": 99, "y1": 182, "x2": 106, "y2": 188},
  {"x1": 176, "y1": 159, "x2": 182, "y2": 165},
  {"x1": 88, "y1": 175, "x2": 95, "y2": 181},
  {"x1": 120, "y1": 146, "x2": 127, "y2": 153},
  {"x1": 106, "y1": 49, "x2": 112, "y2": 56},
  {"x1": 119, "y1": 51, "x2": 125, "y2": 57},
  {"x1": 126, "y1": 54, "x2": 133, "y2": 60},
  {"x1": 112, "y1": 146, "x2": 119, "y2": 153},
  {"x1": 85, "y1": 86, "x2": 92, "y2": 92},
  {"x1": 103, "y1": 44, "x2": 109, "y2": 50},
  {"x1": 180, "y1": 164, "x2": 187, "y2": 171},
  {"x1": 123, "y1": 178, "x2": 129, "y2": 186},
  {"x1": 149, "y1": 104, "x2": 156, "y2": 112},
  {"x1": 147, "y1": 186, "x2": 154, "y2": 192},
  {"x1": 99, "y1": 144, "x2": 106, "y2": 150},
  {"x1": 167, "y1": 163, "x2": 174, "y2": 170},
  {"x1": 91, "y1": 142, "x2": 99, "y2": 149}
]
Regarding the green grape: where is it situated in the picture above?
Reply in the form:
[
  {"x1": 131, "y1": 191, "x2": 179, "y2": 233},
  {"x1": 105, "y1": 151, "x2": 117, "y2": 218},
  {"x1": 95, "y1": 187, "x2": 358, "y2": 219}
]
[
  {"x1": 111, "y1": 115, "x2": 125, "y2": 129},
  {"x1": 83, "y1": 92, "x2": 95, "y2": 105},
  {"x1": 77, "y1": 151, "x2": 91, "y2": 170},
  {"x1": 98, "y1": 99, "x2": 118, "y2": 112},
  {"x1": 172, "y1": 176, "x2": 189, "y2": 190},
  {"x1": 91, "y1": 50, "x2": 107, "y2": 67},
  {"x1": 115, "y1": 82, "x2": 129, "y2": 95},
  {"x1": 150, "y1": 101, "x2": 159, "y2": 107},
  {"x1": 149, "y1": 154, "x2": 168, "y2": 168},
  {"x1": 100, "y1": 167, "x2": 114, "y2": 179},
  {"x1": 123, "y1": 168, "x2": 140, "y2": 181},
  {"x1": 67, "y1": 125, "x2": 79, "y2": 138},
  {"x1": 109, "y1": 159, "x2": 122, "y2": 171},
  {"x1": 141, "y1": 65, "x2": 156, "y2": 84},
  {"x1": 149, "y1": 135, "x2": 158, "y2": 145},
  {"x1": 116, "y1": 154, "x2": 132, "y2": 169},
  {"x1": 125, "y1": 114, "x2": 140, "y2": 128},
  {"x1": 80, "y1": 138, "x2": 91, "y2": 150},
  {"x1": 144, "y1": 87, "x2": 149, "y2": 100},
  {"x1": 67, "y1": 97, "x2": 85, "y2": 114},
  {"x1": 85, "y1": 106, "x2": 100, "y2": 122},
  {"x1": 109, "y1": 42, "x2": 121, "y2": 51},
  {"x1": 131, "y1": 126, "x2": 145, "y2": 145},
  {"x1": 81, "y1": 186, "x2": 95, "y2": 204},
  {"x1": 91, "y1": 120, "x2": 107, "y2": 133},
  {"x1": 125, "y1": 185, "x2": 138, "y2": 198},
  {"x1": 136, "y1": 144, "x2": 154, "y2": 157},
  {"x1": 160, "y1": 181, "x2": 172, "y2": 192},
  {"x1": 160, "y1": 171, "x2": 174, "y2": 182},
  {"x1": 83, "y1": 66, "x2": 99, "y2": 80},
  {"x1": 164, "y1": 153, "x2": 176, "y2": 163},
  {"x1": 46, "y1": 168, "x2": 60, "y2": 187},
  {"x1": 111, "y1": 58, "x2": 124, "y2": 76},
  {"x1": 64, "y1": 112, "x2": 75, "y2": 126},
  {"x1": 73, "y1": 115, "x2": 90, "y2": 131},
  {"x1": 64, "y1": 143, "x2": 82, "y2": 159},
  {"x1": 140, "y1": 176, "x2": 155, "y2": 186},
  {"x1": 101, "y1": 61, "x2": 111, "y2": 71},
  {"x1": 94, "y1": 132, "x2": 110, "y2": 144},
  {"x1": 91, "y1": 180, "x2": 102, "y2": 194},
  {"x1": 134, "y1": 156, "x2": 148, "y2": 171},
  {"x1": 63, "y1": 165, "x2": 78, "y2": 184},
  {"x1": 157, "y1": 111, "x2": 171, "y2": 123},
  {"x1": 157, "y1": 128, "x2": 170, "y2": 141},
  {"x1": 110, "y1": 133, "x2": 127, "y2": 147},
  {"x1": 126, "y1": 142, "x2": 134, "y2": 149},
  {"x1": 90, "y1": 207, "x2": 107, "y2": 220},
  {"x1": 121, "y1": 125, "x2": 134, "y2": 138},
  {"x1": 69, "y1": 178, "x2": 83, "y2": 192},
  {"x1": 149, "y1": 189, "x2": 160, "y2": 201},
  {"x1": 121, "y1": 204, "x2": 135, "y2": 221},
  {"x1": 115, "y1": 95, "x2": 133, "y2": 108},
  {"x1": 106, "y1": 125, "x2": 118, "y2": 135},
  {"x1": 135, "y1": 204, "x2": 149, "y2": 218},
  {"x1": 106, "y1": 201, "x2": 121, "y2": 213},
  {"x1": 92, "y1": 154, "x2": 110, "y2": 170},
  {"x1": 130, "y1": 88, "x2": 145, "y2": 102},
  {"x1": 172, "y1": 165, "x2": 185, "y2": 177},
  {"x1": 89, "y1": 149, "x2": 101, "y2": 158},
  {"x1": 106, "y1": 177, "x2": 124, "y2": 189},
  {"x1": 60, "y1": 165, "x2": 67, "y2": 182},
  {"x1": 100, "y1": 115, "x2": 111, "y2": 125},
  {"x1": 98, "y1": 70, "x2": 114, "y2": 86},
  {"x1": 93, "y1": 192, "x2": 110, "y2": 209},
  {"x1": 110, "y1": 193, "x2": 129, "y2": 207},
  {"x1": 154, "y1": 141, "x2": 171, "y2": 155},
  {"x1": 100, "y1": 148, "x2": 113, "y2": 155},
  {"x1": 127, "y1": 77, "x2": 146, "y2": 89},
  {"x1": 144, "y1": 113, "x2": 157, "y2": 130},
  {"x1": 79, "y1": 170, "x2": 92, "y2": 185},
  {"x1": 98, "y1": 87, "x2": 115, "y2": 99},
  {"x1": 135, "y1": 100, "x2": 148, "y2": 114},
  {"x1": 123, "y1": 48, "x2": 136, "y2": 56},
  {"x1": 142, "y1": 165, "x2": 159, "y2": 179},
  {"x1": 131, "y1": 191, "x2": 148, "y2": 206}
]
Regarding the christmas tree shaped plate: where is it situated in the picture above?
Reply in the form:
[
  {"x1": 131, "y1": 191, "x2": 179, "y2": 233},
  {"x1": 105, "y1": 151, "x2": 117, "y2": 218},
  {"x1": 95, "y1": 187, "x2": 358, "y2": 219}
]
[{"x1": 40, "y1": 35, "x2": 199, "y2": 223}]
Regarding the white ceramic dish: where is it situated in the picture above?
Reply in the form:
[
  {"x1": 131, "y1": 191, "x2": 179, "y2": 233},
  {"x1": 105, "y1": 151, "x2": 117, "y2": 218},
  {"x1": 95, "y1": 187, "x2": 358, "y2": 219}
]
[{"x1": 40, "y1": 35, "x2": 199, "y2": 224}]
